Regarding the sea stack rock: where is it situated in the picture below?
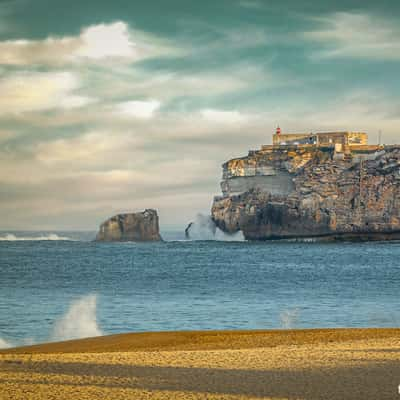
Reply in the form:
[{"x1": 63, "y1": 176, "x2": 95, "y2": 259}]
[
  {"x1": 211, "y1": 130, "x2": 400, "y2": 241},
  {"x1": 96, "y1": 209, "x2": 162, "y2": 242}
]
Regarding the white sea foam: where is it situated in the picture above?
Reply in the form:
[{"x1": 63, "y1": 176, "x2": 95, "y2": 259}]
[
  {"x1": 186, "y1": 214, "x2": 245, "y2": 241},
  {"x1": 279, "y1": 308, "x2": 300, "y2": 329},
  {"x1": 0, "y1": 233, "x2": 73, "y2": 241},
  {"x1": 51, "y1": 294, "x2": 102, "y2": 341},
  {"x1": 0, "y1": 337, "x2": 13, "y2": 349}
]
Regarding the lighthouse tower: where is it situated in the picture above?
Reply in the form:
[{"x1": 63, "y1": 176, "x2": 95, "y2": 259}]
[{"x1": 272, "y1": 125, "x2": 283, "y2": 146}]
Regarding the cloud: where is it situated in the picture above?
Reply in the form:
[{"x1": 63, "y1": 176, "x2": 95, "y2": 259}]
[
  {"x1": 113, "y1": 100, "x2": 161, "y2": 119},
  {"x1": 32, "y1": 111, "x2": 258, "y2": 169},
  {"x1": 304, "y1": 12, "x2": 400, "y2": 60},
  {"x1": 0, "y1": 71, "x2": 94, "y2": 115},
  {"x1": 304, "y1": 90, "x2": 400, "y2": 134},
  {"x1": 200, "y1": 109, "x2": 247, "y2": 124},
  {"x1": 0, "y1": 21, "x2": 174, "y2": 66},
  {"x1": 0, "y1": 37, "x2": 79, "y2": 66},
  {"x1": 0, "y1": 62, "x2": 277, "y2": 127},
  {"x1": 35, "y1": 130, "x2": 140, "y2": 165},
  {"x1": 119, "y1": 69, "x2": 258, "y2": 99},
  {"x1": 75, "y1": 22, "x2": 136, "y2": 60},
  {"x1": 86, "y1": 63, "x2": 275, "y2": 105},
  {"x1": 217, "y1": 28, "x2": 268, "y2": 49},
  {"x1": 0, "y1": 130, "x2": 15, "y2": 142}
]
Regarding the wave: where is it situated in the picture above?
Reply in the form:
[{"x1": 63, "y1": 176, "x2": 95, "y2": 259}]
[
  {"x1": 51, "y1": 294, "x2": 102, "y2": 341},
  {"x1": 0, "y1": 233, "x2": 74, "y2": 241},
  {"x1": 0, "y1": 337, "x2": 13, "y2": 349},
  {"x1": 279, "y1": 308, "x2": 300, "y2": 329},
  {"x1": 0, "y1": 294, "x2": 102, "y2": 349},
  {"x1": 185, "y1": 214, "x2": 245, "y2": 242}
]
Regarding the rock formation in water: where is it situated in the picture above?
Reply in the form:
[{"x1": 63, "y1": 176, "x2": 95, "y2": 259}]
[
  {"x1": 185, "y1": 222, "x2": 194, "y2": 239},
  {"x1": 96, "y1": 209, "x2": 162, "y2": 242},
  {"x1": 211, "y1": 143, "x2": 400, "y2": 241}
]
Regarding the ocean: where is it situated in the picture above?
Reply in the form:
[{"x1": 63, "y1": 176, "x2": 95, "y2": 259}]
[{"x1": 1, "y1": 230, "x2": 400, "y2": 348}]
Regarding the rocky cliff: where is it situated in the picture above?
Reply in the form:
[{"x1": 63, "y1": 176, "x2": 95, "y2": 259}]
[
  {"x1": 211, "y1": 145, "x2": 400, "y2": 240},
  {"x1": 96, "y1": 209, "x2": 162, "y2": 242}
]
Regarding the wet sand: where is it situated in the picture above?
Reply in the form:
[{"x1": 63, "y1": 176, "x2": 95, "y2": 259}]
[{"x1": 1, "y1": 328, "x2": 400, "y2": 399}]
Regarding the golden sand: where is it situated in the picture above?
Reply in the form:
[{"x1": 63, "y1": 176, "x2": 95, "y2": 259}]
[{"x1": 1, "y1": 328, "x2": 400, "y2": 399}]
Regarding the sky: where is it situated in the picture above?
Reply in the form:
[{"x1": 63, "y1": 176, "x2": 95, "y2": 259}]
[{"x1": 1, "y1": 0, "x2": 400, "y2": 230}]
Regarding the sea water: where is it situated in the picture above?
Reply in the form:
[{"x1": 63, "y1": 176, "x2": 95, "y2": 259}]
[{"x1": 0, "y1": 230, "x2": 400, "y2": 347}]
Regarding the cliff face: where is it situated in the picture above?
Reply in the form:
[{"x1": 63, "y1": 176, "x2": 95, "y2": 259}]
[
  {"x1": 211, "y1": 145, "x2": 400, "y2": 240},
  {"x1": 96, "y1": 209, "x2": 162, "y2": 242}
]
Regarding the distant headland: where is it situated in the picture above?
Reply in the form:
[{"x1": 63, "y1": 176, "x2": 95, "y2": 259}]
[{"x1": 211, "y1": 129, "x2": 400, "y2": 241}]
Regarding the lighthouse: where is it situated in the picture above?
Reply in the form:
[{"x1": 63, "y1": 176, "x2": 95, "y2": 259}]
[{"x1": 276, "y1": 125, "x2": 281, "y2": 135}]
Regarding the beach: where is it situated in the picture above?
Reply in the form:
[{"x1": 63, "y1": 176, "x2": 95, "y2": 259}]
[{"x1": 1, "y1": 328, "x2": 400, "y2": 399}]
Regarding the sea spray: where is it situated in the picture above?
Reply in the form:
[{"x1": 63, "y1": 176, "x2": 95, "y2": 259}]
[
  {"x1": 186, "y1": 214, "x2": 245, "y2": 241},
  {"x1": 0, "y1": 337, "x2": 12, "y2": 349},
  {"x1": 279, "y1": 308, "x2": 300, "y2": 329},
  {"x1": 0, "y1": 233, "x2": 73, "y2": 241},
  {"x1": 51, "y1": 294, "x2": 102, "y2": 341}
]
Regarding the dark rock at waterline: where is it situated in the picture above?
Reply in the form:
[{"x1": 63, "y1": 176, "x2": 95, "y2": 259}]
[
  {"x1": 95, "y1": 209, "x2": 162, "y2": 242},
  {"x1": 185, "y1": 222, "x2": 193, "y2": 239}
]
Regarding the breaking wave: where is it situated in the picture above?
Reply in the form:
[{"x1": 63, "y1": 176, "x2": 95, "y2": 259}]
[
  {"x1": 0, "y1": 337, "x2": 13, "y2": 349},
  {"x1": 51, "y1": 294, "x2": 102, "y2": 341},
  {"x1": 279, "y1": 308, "x2": 300, "y2": 329},
  {"x1": 0, "y1": 233, "x2": 74, "y2": 241},
  {"x1": 185, "y1": 214, "x2": 245, "y2": 241},
  {"x1": 0, "y1": 294, "x2": 102, "y2": 348}
]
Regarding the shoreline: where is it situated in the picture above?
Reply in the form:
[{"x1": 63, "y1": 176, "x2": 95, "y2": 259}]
[{"x1": 2, "y1": 327, "x2": 400, "y2": 354}]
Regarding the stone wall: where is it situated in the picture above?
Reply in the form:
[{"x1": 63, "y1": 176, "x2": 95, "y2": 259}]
[
  {"x1": 348, "y1": 132, "x2": 368, "y2": 145},
  {"x1": 272, "y1": 133, "x2": 314, "y2": 145},
  {"x1": 272, "y1": 131, "x2": 368, "y2": 147}
]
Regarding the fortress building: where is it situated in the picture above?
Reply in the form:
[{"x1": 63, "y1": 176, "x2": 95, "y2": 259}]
[{"x1": 273, "y1": 129, "x2": 368, "y2": 148}]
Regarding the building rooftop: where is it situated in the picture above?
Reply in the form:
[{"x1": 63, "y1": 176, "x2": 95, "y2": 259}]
[{"x1": 272, "y1": 130, "x2": 368, "y2": 147}]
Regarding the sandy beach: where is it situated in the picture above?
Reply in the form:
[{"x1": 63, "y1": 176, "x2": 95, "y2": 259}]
[{"x1": 0, "y1": 328, "x2": 400, "y2": 399}]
